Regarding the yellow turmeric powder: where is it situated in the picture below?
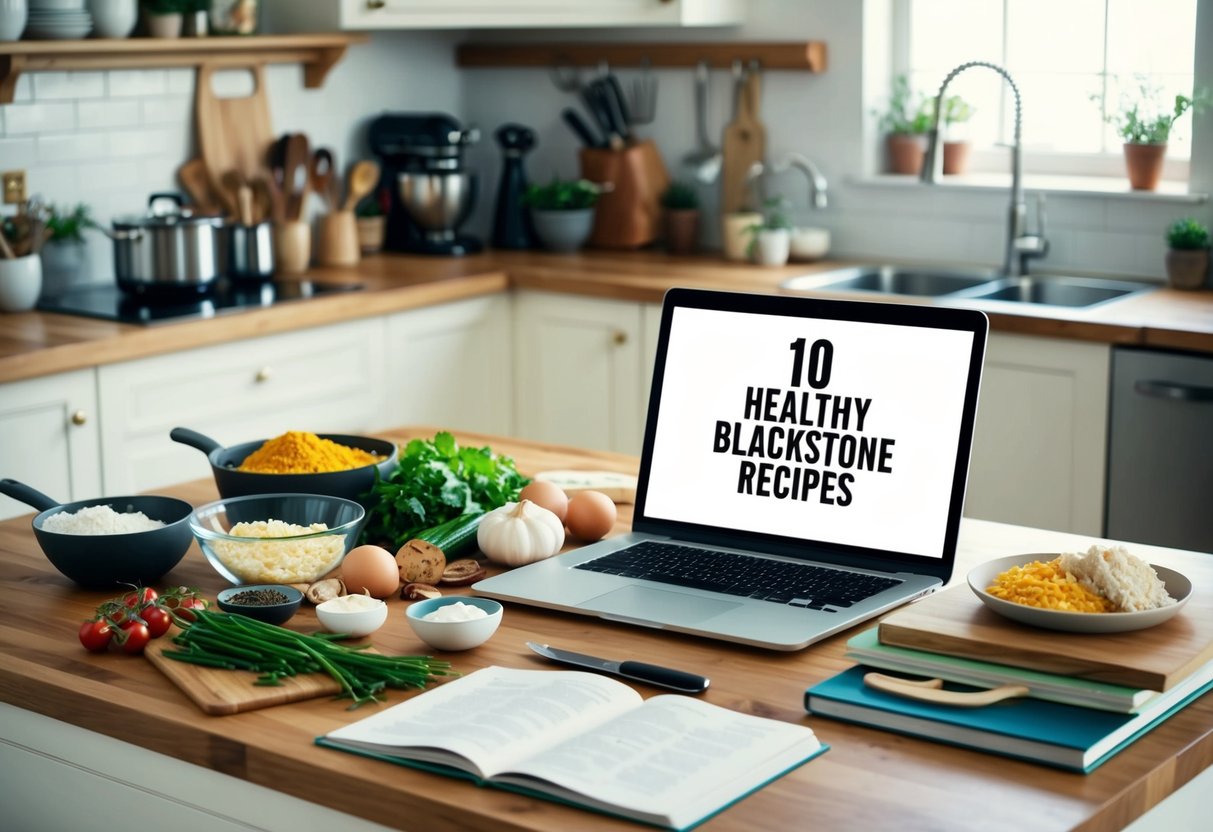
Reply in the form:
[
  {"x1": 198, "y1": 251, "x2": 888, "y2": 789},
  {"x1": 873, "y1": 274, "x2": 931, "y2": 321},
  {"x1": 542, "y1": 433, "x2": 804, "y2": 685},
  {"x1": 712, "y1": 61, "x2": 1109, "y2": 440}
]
[{"x1": 238, "y1": 431, "x2": 382, "y2": 474}]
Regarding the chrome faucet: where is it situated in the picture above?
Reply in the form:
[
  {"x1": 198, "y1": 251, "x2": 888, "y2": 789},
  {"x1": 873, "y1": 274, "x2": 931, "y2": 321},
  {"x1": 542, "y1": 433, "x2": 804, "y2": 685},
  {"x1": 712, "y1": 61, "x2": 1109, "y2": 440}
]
[{"x1": 920, "y1": 61, "x2": 1048, "y2": 277}]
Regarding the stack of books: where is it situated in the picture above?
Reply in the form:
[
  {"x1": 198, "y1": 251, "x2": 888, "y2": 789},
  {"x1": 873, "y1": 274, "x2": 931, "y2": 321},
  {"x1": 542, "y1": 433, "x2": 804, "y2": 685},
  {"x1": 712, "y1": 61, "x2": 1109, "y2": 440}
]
[{"x1": 804, "y1": 586, "x2": 1213, "y2": 773}]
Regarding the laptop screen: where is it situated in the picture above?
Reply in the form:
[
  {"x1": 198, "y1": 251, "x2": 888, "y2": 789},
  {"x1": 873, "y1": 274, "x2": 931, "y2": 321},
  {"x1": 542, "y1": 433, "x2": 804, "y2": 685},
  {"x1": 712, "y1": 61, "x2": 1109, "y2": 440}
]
[{"x1": 636, "y1": 289, "x2": 987, "y2": 576}]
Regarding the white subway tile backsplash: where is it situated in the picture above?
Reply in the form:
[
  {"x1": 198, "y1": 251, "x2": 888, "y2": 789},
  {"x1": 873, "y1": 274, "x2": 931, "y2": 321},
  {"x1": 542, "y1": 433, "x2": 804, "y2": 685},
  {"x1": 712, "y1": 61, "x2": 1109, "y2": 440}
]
[
  {"x1": 106, "y1": 127, "x2": 176, "y2": 159},
  {"x1": 3, "y1": 102, "x2": 76, "y2": 135},
  {"x1": 1041, "y1": 195, "x2": 1106, "y2": 231},
  {"x1": 27, "y1": 165, "x2": 79, "y2": 202},
  {"x1": 107, "y1": 70, "x2": 168, "y2": 98},
  {"x1": 77, "y1": 100, "x2": 142, "y2": 130},
  {"x1": 140, "y1": 96, "x2": 191, "y2": 126},
  {"x1": 38, "y1": 133, "x2": 113, "y2": 163},
  {"x1": 1133, "y1": 234, "x2": 1168, "y2": 279},
  {"x1": 76, "y1": 161, "x2": 142, "y2": 193},
  {"x1": 1104, "y1": 198, "x2": 1184, "y2": 233},
  {"x1": 0, "y1": 137, "x2": 37, "y2": 168},
  {"x1": 33, "y1": 72, "x2": 106, "y2": 101},
  {"x1": 166, "y1": 69, "x2": 195, "y2": 96}
]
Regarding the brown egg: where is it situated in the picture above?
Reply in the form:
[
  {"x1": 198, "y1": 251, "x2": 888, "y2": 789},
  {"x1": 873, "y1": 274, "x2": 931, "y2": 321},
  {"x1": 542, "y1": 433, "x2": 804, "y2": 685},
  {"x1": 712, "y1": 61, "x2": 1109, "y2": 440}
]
[
  {"x1": 520, "y1": 480, "x2": 570, "y2": 523},
  {"x1": 565, "y1": 490, "x2": 617, "y2": 542},
  {"x1": 341, "y1": 544, "x2": 399, "y2": 598}
]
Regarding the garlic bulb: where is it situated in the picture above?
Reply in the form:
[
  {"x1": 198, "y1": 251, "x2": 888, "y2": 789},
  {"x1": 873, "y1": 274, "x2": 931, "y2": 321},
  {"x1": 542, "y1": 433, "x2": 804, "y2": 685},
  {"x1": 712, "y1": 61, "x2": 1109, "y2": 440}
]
[{"x1": 477, "y1": 500, "x2": 565, "y2": 567}]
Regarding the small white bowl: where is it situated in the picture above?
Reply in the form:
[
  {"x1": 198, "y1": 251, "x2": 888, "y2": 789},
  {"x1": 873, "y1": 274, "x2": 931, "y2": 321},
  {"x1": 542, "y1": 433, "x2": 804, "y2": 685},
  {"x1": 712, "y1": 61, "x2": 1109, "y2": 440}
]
[
  {"x1": 405, "y1": 597, "x2": 502, "y2": 651},
  {"x1": 315, "y1": 596, "x2": 389, "y2": 637},
  {"x1": 790, "y1": 227, "x2": 831, "y2": 262}
]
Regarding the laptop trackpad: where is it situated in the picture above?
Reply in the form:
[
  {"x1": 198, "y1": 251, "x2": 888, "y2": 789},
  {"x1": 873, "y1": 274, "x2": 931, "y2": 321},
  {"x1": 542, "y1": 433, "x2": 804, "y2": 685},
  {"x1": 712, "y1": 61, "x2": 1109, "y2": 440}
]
[{"x1": 581, "y1": 586, "x2": 740, "y2": 625}]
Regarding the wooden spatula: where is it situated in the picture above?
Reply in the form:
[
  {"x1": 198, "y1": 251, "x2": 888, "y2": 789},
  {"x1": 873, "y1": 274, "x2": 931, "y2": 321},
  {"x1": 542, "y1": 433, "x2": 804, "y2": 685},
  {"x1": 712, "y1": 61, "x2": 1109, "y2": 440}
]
[
  {"x1": 342, "y1": 160, "x2": 380, "y2": 212},
  {"x1": 178, "y1": 158, "x2": 221, "y2": 215},
  {"x1": 720, "y1": 63, "x2": 766, "y2": 215}
]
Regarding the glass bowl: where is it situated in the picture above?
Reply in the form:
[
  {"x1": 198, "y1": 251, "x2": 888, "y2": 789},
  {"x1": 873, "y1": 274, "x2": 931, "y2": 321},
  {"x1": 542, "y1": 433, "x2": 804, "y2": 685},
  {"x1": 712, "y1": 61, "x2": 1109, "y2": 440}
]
[{"x1": 190, "y1": 493, "x2": 365, "y2": 586}]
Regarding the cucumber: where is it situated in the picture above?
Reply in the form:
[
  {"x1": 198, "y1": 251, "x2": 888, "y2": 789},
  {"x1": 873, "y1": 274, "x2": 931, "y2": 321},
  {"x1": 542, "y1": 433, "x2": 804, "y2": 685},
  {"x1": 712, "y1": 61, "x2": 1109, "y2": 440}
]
[{"x1": 415, "y1": 512, "x2": 484, "y2": 557}]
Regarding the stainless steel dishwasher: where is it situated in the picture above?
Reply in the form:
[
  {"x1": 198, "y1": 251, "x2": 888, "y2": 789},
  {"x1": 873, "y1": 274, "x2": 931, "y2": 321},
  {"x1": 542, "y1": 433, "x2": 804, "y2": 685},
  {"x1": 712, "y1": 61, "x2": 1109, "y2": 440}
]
[{"x1": 1106, "y1": 347, "x2": 1213, "y2": 553}]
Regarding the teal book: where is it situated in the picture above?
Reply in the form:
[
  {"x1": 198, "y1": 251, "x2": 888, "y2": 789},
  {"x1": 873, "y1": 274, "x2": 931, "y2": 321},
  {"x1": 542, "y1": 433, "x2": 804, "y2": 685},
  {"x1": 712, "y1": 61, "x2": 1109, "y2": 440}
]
[
  {"x1": 845, "y1": 628, "x2": 1158, "y2": 713},
  {"x1": 805, "y1": 664, "x2": 1213, "y2": 773},
  {"x1": 317, "y1": 666, "x2": 828, "y2": 831}
]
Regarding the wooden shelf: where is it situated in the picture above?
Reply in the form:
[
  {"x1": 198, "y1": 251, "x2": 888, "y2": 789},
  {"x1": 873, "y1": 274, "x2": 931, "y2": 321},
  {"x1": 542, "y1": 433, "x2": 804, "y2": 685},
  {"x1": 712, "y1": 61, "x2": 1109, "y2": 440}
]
[
  {"x1": 456, "y1": 41, "x2": 827, "y2": 72},
  {"x1": 0, "y1": 34, "x2": 367, "y2": 104}
]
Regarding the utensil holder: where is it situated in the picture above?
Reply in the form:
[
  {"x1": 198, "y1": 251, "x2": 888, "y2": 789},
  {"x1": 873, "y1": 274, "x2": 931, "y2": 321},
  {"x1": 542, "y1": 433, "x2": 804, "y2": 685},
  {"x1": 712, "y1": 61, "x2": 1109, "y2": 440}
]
[
  {"x1": 229, "y1": 222, "x2": 275, "y2": 281},
  {"x1": 0, "y1": 254, "x2": 43, "y2": 313},
  {"x1": 274, "y1": 220, "x2": 311, "y2": 276},
  {"x1": 579, "y1": 139, "x2": 669, "y2": 249},
  {"x1": 315, "y1": 211, "x2": 360, "y2": 267}
]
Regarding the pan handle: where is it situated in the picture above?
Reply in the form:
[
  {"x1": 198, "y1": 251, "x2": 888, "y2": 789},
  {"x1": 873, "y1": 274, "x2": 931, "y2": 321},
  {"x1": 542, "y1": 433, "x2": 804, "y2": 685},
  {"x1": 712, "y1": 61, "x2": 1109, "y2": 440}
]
[
  {"x1": 0, "y1": 479, "x2": 61, "y2": 512},
  {"x1": 170, "y1": 427, "x2": 224, "y2": 457}
]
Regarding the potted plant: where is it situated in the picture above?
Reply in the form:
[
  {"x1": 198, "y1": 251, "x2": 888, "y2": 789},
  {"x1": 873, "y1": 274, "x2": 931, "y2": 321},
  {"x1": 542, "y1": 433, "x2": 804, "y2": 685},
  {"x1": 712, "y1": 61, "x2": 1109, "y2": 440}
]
[
  {"x1": 942, "y1": 94, "x2": 975, "y2": 175},
  {"x1": 1101, "y1": 79, "x2": 1211, "y2": 191},
  {"x1": 522, "y1": 178, "x2": 601, "y2": 253},
  {"x1": 1165, "y1": 217, "x2": 1211, "y2": 291},
  {"x1": 661, "y1": 181, "x2": 700, "y2": 256},
  {"x1": 876, "y1": 74, "x2": 933, "y2": 175},
  {"x1": 142, "y1": 0, "x2": 192, "y2": 38},
  {"x1": 745, "y1": 198, "x2": 793, "y2": 267},
  {"x1": 354, "y1": 192, "x2": 387, "y2": 255},
  {"x1": 41, "y1": 203, "x2": 95, "y2": 298}
]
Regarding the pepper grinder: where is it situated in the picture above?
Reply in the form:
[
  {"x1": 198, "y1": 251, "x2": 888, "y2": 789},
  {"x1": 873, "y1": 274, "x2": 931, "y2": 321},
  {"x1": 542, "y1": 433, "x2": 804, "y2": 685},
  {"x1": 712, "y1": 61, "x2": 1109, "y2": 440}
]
[{"x1": 492, "y1": 123, "x2": 537, "y2": 250}]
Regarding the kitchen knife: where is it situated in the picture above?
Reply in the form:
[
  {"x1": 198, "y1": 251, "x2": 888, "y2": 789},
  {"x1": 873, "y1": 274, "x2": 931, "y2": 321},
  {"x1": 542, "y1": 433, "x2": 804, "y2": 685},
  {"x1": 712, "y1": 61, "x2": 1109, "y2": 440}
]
[
  {"x1": 526, "y1": 642, "x2": 709, "y2": 694},
  {"x1": 562, "y1": 107, "x2": 604, "y2": 148}
]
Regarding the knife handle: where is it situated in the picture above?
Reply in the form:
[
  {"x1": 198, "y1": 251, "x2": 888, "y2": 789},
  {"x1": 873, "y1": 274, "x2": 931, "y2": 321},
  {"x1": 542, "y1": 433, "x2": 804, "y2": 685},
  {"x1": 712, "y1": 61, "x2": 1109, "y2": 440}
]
[{"x1": 618, "y1": 661, "x2": 710, "y2": 694}]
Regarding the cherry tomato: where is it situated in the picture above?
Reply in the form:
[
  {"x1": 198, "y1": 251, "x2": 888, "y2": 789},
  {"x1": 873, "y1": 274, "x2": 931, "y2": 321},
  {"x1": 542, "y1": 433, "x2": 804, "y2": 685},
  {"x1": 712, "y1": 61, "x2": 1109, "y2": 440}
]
[
  {"x1": 173, "y1": 596, "x2": 208, "y2": 622},
  {"x1": 119, "y1": 620, "x2": 151, "y2": 655},
  {"x1": 123, "y1": 587, "x2": 158, "y2": 608},
  {"x1": 78, "y1": 620, "x2": 113, "y2": 653},
  {"x1": 141, "y1": 605, "x2": 172, "y2": 638}
]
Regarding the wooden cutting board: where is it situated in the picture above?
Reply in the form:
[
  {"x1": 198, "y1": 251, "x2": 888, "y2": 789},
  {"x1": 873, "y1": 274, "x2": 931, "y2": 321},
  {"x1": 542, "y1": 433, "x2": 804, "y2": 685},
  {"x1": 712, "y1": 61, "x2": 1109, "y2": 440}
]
[
  {"x1": 877, "y1": 583, "x2": 1213, "y2": 691},
  {"x1": 720, "y1": 68, "x2": 766, "y2": 215},
  {"x1": 195, "y1": 62, "x2": 274, "y2": 205},
  {"x1": 146, "y1": 638, "x2": 341, "y2": 715}
]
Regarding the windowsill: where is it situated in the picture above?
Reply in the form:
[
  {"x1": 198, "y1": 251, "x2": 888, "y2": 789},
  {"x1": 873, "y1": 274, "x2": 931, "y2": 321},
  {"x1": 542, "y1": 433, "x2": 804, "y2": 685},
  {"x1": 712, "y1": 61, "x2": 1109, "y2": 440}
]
[{"x1": 851, "y1": 173, "x2": 1209, "y2": 203}]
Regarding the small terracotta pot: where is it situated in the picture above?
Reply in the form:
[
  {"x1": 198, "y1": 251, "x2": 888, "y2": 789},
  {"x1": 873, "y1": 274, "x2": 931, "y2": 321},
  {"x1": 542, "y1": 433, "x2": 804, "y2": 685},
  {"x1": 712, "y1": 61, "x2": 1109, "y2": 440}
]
[
  {"x1": 943, "y1": 141, "x2": 970, "y2": 175},
  {"x1": 145, "y1": 12, "x2": 183, "y2": 38},
  {"x1": 886, "y1": 134, "x2": 927, "y2": 175},
  {"x1": 664, "y1": 209, "x2": 700, "y2": 256},
  {"x1": 1165, "y1": 249, "x2": 1210, "y2": 290},
  {"x1": 1123, "y1": 143, "x2": 1167, "y2": 191}
]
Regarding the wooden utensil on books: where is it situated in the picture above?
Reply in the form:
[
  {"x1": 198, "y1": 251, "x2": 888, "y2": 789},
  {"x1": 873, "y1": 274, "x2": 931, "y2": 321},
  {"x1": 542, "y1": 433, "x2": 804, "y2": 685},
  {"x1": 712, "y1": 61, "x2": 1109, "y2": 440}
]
[
  {"x1": 720, "y1": 62, "x2": 766, "y2": 215},
  {"x1": 863, "y1": 673, "x2": 1030, "y2": 708}
]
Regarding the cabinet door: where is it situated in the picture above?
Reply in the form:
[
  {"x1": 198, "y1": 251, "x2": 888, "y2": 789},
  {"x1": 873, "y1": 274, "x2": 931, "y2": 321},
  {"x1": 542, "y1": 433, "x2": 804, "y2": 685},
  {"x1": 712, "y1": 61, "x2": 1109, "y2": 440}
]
[
  {"x1": 384, "y1": 295, "x2": 514, "y2": 436},
  {"x1": 98, "y1": 319, "x2": 385, "y2": 495},
  {"x1": 514, "y1": 291, "x2": 643, "y2": 454},
  {"x1": 0, "y1": 370, "x2": 101, "y2": 520},
  {"x1": 965, "y1": 333, "x2": 1110, "y2": 535}
]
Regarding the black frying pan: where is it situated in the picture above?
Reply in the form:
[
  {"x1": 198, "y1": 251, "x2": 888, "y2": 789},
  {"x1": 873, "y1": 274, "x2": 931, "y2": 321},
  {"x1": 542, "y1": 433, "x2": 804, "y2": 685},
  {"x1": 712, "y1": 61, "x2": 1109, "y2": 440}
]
[
  {"x1": 170, "y1": 427, "x2": 397, "y2": 509},
  {"x1": 0, "y1": 479, "x2": 194, "y2": 588}
]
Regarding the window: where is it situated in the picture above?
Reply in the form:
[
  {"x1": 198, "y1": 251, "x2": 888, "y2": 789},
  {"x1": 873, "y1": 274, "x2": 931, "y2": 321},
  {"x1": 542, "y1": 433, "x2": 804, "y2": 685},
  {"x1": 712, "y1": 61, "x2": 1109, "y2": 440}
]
[{"x1": 896, "y1": 0, "x2": 1200, "y2": 179}]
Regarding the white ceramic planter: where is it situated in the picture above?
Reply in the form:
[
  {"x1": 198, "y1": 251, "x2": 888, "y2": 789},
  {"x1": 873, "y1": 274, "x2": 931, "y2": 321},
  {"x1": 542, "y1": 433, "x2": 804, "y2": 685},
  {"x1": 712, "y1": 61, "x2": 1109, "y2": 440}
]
[
  {"x1": 754, "y1": 228, "x2": 791, "y2": 267},
  {"x1": 0, "y1": 254, "x2": 43, "y2": 313},
  {"x1": 145, "y1": 11, "x2": 182, "y2": 38},
  {"x1": 88, "y1": 0, "x2": 137, "y2": 38},
  {"x1": 0, "y1": 0, "x2": 27, "y2": 41},
  {"x1": 531, "y1": 208, "x2": 595, "y2": 253}
]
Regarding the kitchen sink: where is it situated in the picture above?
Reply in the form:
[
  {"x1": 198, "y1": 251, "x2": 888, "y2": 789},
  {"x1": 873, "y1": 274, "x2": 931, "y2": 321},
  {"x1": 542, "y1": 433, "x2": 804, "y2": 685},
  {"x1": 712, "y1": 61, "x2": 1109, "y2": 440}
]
[
  {"x1": 957, "y1": 276, "x2": 1153, "y2": 308},
  {"x1": 781, "y1": 266, "x2": 997, "y2": 297}
]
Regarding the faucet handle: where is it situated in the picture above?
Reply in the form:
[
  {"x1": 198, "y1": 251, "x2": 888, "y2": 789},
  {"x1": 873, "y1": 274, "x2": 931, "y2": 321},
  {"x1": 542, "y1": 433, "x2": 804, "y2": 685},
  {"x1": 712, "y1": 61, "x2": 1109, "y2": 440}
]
[{"x1": 1032, "y1": 192, "x2": 1048, "y2": 237}]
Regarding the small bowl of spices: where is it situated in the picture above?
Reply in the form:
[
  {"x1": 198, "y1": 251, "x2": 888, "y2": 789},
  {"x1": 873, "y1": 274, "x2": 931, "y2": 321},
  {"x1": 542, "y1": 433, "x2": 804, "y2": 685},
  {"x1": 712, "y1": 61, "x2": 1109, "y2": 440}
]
[{"x1": 217, "y1": 584, "x2": 304, "y2": 625}]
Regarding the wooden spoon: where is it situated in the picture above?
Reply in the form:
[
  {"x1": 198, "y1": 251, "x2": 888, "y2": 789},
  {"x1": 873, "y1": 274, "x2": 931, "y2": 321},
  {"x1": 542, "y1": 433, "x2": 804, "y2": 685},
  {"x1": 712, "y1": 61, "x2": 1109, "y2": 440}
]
[
  {"x1": 178, "y1": 158, "x2": 220, "y2": 215},
  {"x1": 310, "y1": 147, "x2": 338, "y2": 212},
  {"x1": 342, "y1": 160, "x2": 381, "y2": 212},
  {"x1": 220, "y1": 170, "x2": 246, "y2": 223},
  {"x1": 282, "y1": 133, "x2": 311, "y2": 221}
]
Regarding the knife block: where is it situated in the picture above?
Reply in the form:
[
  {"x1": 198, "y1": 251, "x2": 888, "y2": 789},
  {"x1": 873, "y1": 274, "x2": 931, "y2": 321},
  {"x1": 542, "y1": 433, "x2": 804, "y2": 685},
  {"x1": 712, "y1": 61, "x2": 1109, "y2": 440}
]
[{"x1": 579, "y1": 140, "x2": 669, "y2": 249}]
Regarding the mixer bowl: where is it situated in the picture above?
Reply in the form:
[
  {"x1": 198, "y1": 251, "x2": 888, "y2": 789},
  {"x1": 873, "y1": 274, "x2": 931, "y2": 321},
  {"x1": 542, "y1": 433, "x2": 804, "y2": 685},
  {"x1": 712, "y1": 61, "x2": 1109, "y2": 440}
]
[{"x1": 398, "y1": 171, "x2": 477, "y2": 233}]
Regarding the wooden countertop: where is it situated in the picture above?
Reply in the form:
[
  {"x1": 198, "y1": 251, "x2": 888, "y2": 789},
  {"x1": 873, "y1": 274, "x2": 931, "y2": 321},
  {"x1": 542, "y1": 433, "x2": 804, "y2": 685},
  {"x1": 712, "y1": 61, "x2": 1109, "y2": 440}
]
[
  {"x1": 2, "y1": 250, "x2": 1212, "y2": 384},
  {"x1": 0, "y1": 429, "x2": 1209, "y2": 832}
]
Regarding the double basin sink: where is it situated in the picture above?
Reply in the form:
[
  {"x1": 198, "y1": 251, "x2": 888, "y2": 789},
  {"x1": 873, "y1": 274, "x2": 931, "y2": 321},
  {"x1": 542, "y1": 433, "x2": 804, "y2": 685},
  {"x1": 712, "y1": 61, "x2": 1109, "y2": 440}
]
[{"x1": 779, "y1": 266, "x2": 1152, "y2": 309}]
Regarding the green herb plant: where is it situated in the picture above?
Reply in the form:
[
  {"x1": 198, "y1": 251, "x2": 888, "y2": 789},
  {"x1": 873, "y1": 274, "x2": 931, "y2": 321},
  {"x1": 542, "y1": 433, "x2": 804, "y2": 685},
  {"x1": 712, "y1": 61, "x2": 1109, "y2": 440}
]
[
  {"x1": 1097, "y1": 77, "x2": 1212, "y2": 144},
  {"x1": 355, "y1": 194, "x2": 385, "y2": 218},
  {"x1": 661, "y1": 181, "x2": 700, "y2": 211},
  {"x1": 522, "y1": 178, "x2": 601, "y2": 211},
  {"x1": 362, "y1": 431, "x2": 529, "y2": 551},
  {"x1": 45, "y1": 203, "x2": 95, "y2": 243},
  {"x1": 875, "y1": 74, "x2": 933, "y2": 136},
  {"x1": 745, "y1": 197, "x2": 793, "y2": 256},
  {"x1": 1166, "y1": 217, "x2": 1211, "y2": 251},
  {"x1": 942, "y1": 94, "x2": 974, "y2": 127}
]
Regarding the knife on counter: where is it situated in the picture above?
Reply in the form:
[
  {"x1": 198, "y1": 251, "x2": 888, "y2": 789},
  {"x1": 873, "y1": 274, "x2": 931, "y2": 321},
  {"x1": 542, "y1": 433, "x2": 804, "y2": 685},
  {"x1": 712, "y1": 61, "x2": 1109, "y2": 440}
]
[{"x1": 526, "y1": 642, "x2": 710, "y2": 694}]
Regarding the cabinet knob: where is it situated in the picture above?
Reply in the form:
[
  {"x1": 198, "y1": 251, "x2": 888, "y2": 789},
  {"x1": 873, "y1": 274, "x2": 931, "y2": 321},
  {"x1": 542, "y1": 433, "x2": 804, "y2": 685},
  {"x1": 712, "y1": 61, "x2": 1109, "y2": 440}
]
[
  {"x1": 70, "y1": 410, "x2": 88, "y2": 426},
  {"x1": 255, "y1": 367, "x2": 272, "y2": 383},
  {"x1": 367, "y1": 0, "x2": 386, "y2": 9},
  {"x1": 612, "y1": 331, "x2": 628, "y2": 346}
]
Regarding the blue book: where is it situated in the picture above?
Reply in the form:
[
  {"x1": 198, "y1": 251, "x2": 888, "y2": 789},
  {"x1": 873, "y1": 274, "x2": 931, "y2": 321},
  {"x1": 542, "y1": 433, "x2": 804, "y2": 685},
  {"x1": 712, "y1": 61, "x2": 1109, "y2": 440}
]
[{"x1": 805, "y1": 664, "x2": 1213, "y2": 773}]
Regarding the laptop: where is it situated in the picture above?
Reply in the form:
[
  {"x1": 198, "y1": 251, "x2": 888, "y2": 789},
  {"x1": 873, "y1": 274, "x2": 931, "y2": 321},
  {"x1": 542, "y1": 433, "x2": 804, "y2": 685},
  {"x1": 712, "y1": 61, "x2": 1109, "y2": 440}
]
[{"x1": 474, "y1": 288, "x2": 989, "y2": 650}]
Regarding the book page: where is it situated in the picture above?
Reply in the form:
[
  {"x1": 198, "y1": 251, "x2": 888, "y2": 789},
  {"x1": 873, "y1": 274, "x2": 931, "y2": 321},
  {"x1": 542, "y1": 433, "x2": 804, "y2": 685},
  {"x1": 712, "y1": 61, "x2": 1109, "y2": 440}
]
[
  {"x1": 496, "y1": 694, "x2": 820, "y2": 826},
  {"x1": 323, "y1": 667, "x2": 643, "y2": 778}
]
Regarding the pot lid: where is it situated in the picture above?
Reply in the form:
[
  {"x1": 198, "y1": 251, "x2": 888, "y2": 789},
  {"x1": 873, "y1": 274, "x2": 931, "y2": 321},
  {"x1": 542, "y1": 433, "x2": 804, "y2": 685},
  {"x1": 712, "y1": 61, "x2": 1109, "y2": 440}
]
[{"x1": 113, "y1": 193, "x2": 225, "y2": 229}]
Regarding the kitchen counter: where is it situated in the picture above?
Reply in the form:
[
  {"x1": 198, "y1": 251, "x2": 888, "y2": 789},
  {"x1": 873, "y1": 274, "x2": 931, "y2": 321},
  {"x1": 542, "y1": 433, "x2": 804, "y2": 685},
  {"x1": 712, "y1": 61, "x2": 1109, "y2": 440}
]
[
  {"x1": 2, "y1": 250, "x2": 1212, "y2": 384},
  {"x1": 0, "y1": 428, "x2": 1210, "y2": 831}
]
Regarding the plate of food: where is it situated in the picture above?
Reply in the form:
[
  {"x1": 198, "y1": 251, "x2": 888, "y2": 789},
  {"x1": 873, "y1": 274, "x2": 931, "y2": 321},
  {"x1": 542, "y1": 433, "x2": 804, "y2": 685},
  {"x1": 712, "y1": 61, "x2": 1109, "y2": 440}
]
[{"x1": 967, "y1": 545, "x2": 1191, "y2": 634}]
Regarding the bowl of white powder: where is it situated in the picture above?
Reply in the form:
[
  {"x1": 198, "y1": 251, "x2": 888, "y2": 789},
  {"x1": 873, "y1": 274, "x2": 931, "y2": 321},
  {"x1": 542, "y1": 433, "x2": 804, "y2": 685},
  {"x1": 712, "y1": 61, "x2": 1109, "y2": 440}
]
[{"x1": 0, "y1": 478, "x2": 194, "y2": 587}]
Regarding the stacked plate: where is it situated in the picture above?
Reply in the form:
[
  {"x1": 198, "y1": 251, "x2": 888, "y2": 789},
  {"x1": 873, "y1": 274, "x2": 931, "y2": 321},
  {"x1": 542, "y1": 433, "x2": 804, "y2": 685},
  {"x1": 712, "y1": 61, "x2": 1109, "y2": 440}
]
[{"x1": 25, "y1": 0, "x2": 93, "y2": 40}]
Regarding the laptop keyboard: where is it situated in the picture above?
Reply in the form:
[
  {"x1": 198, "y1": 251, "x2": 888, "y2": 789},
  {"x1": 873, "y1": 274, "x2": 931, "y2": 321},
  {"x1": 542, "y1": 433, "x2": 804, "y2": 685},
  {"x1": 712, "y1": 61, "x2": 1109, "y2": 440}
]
[{"x1": 574, "y1": 541, "x2": 903, "y2": 611}]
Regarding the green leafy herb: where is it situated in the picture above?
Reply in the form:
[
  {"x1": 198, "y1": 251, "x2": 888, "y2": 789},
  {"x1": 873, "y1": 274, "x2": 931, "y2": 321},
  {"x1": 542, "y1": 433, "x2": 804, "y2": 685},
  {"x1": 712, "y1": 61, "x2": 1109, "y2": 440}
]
[
  {"x1": 661, "y1": 181, "x2": 700, "y2": 211},
  {"x1": 522, "y1": 178, "x2": 602, "y2": 211},
  {"x1": 362, "y1": 431, "x2": 529, "y2": 550},
  {"x1": 46, "y1": 203, "x2": 95, "y2": 243},
  {"x1": 1166, "y1": 217, "x2": 1211, "y2": 250},
  {"x1": 1094, "y1": 77, "x2": 1212, "y2": 145},
  {"x1": 874, "y1": 74, "x2": 933, "y2": 136}
]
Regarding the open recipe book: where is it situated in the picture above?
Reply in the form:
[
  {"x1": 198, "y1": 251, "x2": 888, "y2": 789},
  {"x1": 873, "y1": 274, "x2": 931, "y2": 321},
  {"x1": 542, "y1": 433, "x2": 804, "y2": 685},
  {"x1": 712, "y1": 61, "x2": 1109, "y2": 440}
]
[{"x1": 317, "y1": 666, "x2": 827, "y2": 831}]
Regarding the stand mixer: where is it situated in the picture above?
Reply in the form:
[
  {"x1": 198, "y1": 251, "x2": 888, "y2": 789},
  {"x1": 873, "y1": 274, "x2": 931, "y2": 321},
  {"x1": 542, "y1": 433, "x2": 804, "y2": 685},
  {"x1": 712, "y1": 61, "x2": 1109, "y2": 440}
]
[{"x1": 368, "y1": 113, "x2": 482, "y2": 256}]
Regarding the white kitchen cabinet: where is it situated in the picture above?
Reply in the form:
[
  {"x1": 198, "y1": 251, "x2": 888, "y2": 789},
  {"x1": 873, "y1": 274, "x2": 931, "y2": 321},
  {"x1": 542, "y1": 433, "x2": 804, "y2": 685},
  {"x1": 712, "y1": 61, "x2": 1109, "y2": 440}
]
[
  {"x1": 265, "y1": 0, "x2": 743, "y2": 31},
  {"x1": 0, "y1": 369, "x2": 101, "y2": 521},
  {"x1": 514, "y1": 290, "x2": 645, "y2": 454},
  {"x1": 384, "y1": 294, "x2": 514, "y2": 436},
  {"x1": 97, "y1": 319, "x2": 386, "y2": 495},
  {"x1": 964, "y1": 332, "x2": 1111, "y2": 535}
]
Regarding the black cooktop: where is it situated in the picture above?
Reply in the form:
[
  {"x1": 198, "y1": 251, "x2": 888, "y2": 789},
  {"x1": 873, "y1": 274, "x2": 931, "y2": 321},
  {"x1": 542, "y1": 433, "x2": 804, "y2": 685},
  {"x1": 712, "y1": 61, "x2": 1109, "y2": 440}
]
[{"x1": 37, "y1": 279, "x2": 364, "y2": 325}]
